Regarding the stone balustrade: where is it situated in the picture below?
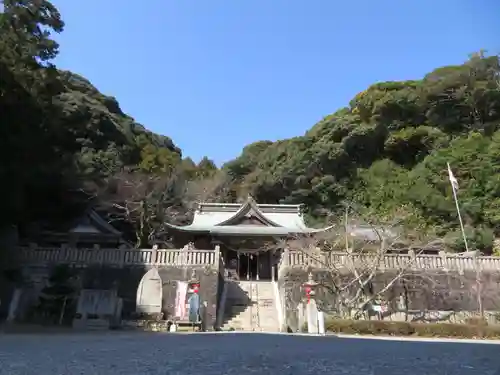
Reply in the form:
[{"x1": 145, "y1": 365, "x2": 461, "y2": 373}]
[
  {"x1": 17, "y1": 246, "x2": 220, "y2": 267},
  {"x1": 280, "y1": 250, "x2": 500, "y2": 271},
  {"x1": 18, "y1": 246, "x2": 500, "y2": 271}
]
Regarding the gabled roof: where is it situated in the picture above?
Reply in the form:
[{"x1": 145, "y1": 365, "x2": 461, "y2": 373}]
[
  {"x1": 68, "y1": 209, "x2": 122, "y2": 236},
  {"x1": 347, "y1": 225, "x2": 397, "y2": 241},
  {"x1": 164, "y1": 196, "x2": 332, "y2": 236}
]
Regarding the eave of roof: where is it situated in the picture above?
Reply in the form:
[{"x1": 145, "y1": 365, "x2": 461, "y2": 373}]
[{"x1": 163, "y1": 223, "x2": 333, "y2": 236}]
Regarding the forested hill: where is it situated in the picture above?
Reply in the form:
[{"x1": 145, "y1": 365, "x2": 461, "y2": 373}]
[
  {"x1": 2, "y1": 1, "x2": 500, "y2": 253},
  {"x1": 56, "y1": 69, "x2": 181, "y2": 175},
  {"x1": 224, "y1": 54, "x2": 500, "y2": 251},
  {"x1": 0, "y1": 1, "x2": 185, "y2": 227}
]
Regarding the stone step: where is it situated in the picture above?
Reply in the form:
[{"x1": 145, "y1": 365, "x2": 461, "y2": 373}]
[
  {"x1": 222, "y1": 281, "x2": 279, "y2": 332},
  {"x1": 222, "y1": 325, "x2": 279, "y2": 332},
  {"x1": 252, "y1": 296, "x2": 274, "y2": 300},
  {"x1": 223, "y1": 319, "x2": 278, "y2": 327},
  {"x1": 224, "y1": 306, "x2": 275, "y2": 313},
  {"x1": 223, "y1": 321, "x2": 277, "y2": 326},
  {"x1": 222, "y1": 327, "x2": 279, "y2": 333}
]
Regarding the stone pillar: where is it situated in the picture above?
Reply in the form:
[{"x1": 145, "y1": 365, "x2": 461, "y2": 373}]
[
  {"x1": 439, "y1": 251, "x2": 448, "y2": 270},
  {"x1": 317, "y1": 310, "x2": 325, "y2": 335},
  {"x1": 93, "y1": 244, "x2": 102, "y2": 265},
  {"x1": 407, "y1": 249, "x2": 416, "y2": 269},
  {"x1": 307, "y1": 301, "x2": 319, "y2": 334},
  {"x1": 297, "y1": 302, "x2": 305, "y2": 331},
  {"x1": 277, "y1": 247, "x2": 290, "y2": 281},
  {"x1": 214, "y1": 244, "x2": 221, "y2": 269},
  {"x1": 201, "y1": 301, "x2": 208, "y2": 332},
  {"x1": 151, "y1": 244, "x2": 158, "y2": 265},
  {"x1": 60, "y1": 244, "x2": 68, "y2": 262},
  {"x1": 68, "y1": 234, "x2": 77, "y2": 249},
  {"x1": 7, "y1": 288, "x2": 22, "y2": 323}
]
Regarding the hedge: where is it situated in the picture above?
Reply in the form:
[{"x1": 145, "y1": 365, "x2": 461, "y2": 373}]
[{"x1": 311, "y1": 319, "x2": 500, "y2": 339}]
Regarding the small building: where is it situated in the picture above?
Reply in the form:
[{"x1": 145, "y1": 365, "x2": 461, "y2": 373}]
[
  {"x1": 21, "y1": 209, "x2": 130, "y2": 248},
  {"x1": 163, "y1": 196, "x2": 332, "y2": 280}
]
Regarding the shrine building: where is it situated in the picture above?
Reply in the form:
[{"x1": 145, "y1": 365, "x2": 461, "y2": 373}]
[{"x1": 163, "y1": 196, "x2": 332, "y2": 281}]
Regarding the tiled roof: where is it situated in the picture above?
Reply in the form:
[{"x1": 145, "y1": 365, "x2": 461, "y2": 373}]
[{"x1": 164, "y1": 196, "x2": 332, "y2": 235}]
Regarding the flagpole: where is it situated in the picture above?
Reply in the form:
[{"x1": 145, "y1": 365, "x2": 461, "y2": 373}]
[{"x1": 447, "y1": 163, "x2": 469, "y2": 252}]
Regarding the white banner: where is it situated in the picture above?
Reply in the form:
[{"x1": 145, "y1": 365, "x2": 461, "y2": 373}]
[{"x1": 175, "y1": 281, "x2": 188, "y2": 320}]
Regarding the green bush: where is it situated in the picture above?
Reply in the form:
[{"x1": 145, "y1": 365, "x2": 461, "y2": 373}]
[
  {"x1": 464, "y1": 317, "x2": 488, "y2": 326},
  {"x1": 323, "y1": 319, "x2": 500, "y2": 339},
  {"x1": 325, "y1": 320, "x2": 415, "y2": 336}
]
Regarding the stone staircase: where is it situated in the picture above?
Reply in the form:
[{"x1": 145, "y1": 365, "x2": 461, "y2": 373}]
[{"x1": 221, "y1": 281, "x2": 280, "y2": 332}]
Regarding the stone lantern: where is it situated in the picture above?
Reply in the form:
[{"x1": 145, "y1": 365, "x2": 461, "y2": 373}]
[
  {"x1": 301, "y1": 271, "x2": 324, "y2": 335},
  {"x1": 188, "y1": 270, "x2": 200, "y2": 294},
  {"x1": 302, "y1": 272, "x2": 318, "y2": 304}
]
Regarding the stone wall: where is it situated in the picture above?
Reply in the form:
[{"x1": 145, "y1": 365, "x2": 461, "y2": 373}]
[
  {"x1": 16, "y1": 264, "x2": 220, "y2": 329},
  {"x1": 278, "y1": 267, "x2": 500, "y2": 330},
  {"x1": 0, "y1": 226, "x2": 20, "y2": 319},
  {"x1": 157, "y1": 266, "x2": 219, "y2": 329}
]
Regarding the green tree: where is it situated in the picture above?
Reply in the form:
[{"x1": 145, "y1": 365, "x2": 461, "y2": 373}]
[{"x1": 224, "y1": 52, "x2": 500, "y2": 253}]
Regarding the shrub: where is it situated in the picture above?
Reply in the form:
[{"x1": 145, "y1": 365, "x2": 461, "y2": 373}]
[
  {"x1": 326, "y1": 320, "x2": 415, "y2": 336},
  {"x1": 323, "y1": 319, "x2": 500, "y2": 339},
  {"x1": 464, "y1": 317, "x2": 488, "y2": 326},
  {"x1": 412, "y1": 323, "x2": 477, "y2": 338}
]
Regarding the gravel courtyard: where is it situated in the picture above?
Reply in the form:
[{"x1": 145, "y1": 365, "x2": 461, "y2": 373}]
[{"x1": 0, "y1": 332, "x2": 498, "y2": 375}]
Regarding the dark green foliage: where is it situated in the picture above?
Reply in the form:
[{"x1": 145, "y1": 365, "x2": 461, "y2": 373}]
[
  {"x1": 223, "y1": 52, "x2": 500, "y2": 252},
  {"x1": 57, "y1": 69, "x2": 182, "y2": 178},
  {"x1": 0, "y1": 1, "x2": 183, "y2": 229},
  {"x1": 3, "y1": 1, "x2": 500, "y2": 255}
]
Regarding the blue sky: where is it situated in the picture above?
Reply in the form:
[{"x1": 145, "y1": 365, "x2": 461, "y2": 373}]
[{"x1": 51, "y1": 0, "x2": 498, "y2": 165}]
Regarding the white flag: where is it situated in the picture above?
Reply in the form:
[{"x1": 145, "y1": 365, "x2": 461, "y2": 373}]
[{"x1": 447, "y1": 163, "x2": 459, "y2": 192}]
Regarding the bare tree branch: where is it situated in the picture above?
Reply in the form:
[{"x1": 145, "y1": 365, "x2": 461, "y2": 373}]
[
  {"x1": 95, "y1": 168, "x2": 233, "y2": 248},
  {"x1": 282, "y1": 205, "x2": 446, "y2": 319}
]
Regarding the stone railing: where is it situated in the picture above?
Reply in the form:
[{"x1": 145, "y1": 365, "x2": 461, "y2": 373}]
[
  {"x1": 280, "y1": 249, "x2": 500, "y2": 271},
  {"x1": 18, "y1": 245, "x2": 220, "y2": 267},
  {"x1": 20, "y1": 245, "x2": 500, "y2": 271}
]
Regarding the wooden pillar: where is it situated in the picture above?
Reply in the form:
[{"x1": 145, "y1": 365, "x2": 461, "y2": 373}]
[
  {"x1": 246, "y1": 254, "x2": 250, "y2": 281},
  {"x1": 271, "y1": 251, "x2": 275, "y2": 282},
  {"x1": 256, "y1": 253, "x2": 260, "y2": 281}
]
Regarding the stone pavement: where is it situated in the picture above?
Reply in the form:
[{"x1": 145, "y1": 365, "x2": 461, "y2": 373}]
[{"x1": 0, "y1": 332, "x2": 498, "y2": 374}]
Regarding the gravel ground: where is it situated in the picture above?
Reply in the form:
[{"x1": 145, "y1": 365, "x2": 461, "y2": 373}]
[{"x1": 0, "y1": 332, "x2": 499, "y2": 375}]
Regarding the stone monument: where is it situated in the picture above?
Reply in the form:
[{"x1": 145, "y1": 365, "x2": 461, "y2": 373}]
[
  {"x1": 73, "y1": 289, "x2": 121, "y2": 330},
  {"x1": 136, "y1": 268, "x2": 163, "y2": 316}
]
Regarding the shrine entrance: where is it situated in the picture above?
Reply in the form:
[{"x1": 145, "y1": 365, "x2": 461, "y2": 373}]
[
  {"x1": 239, "y1": 252, "x2": 258, "y2": 280},
  {"x1": 225, "y1": 250, "x2": 273, "y2": 281}
]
